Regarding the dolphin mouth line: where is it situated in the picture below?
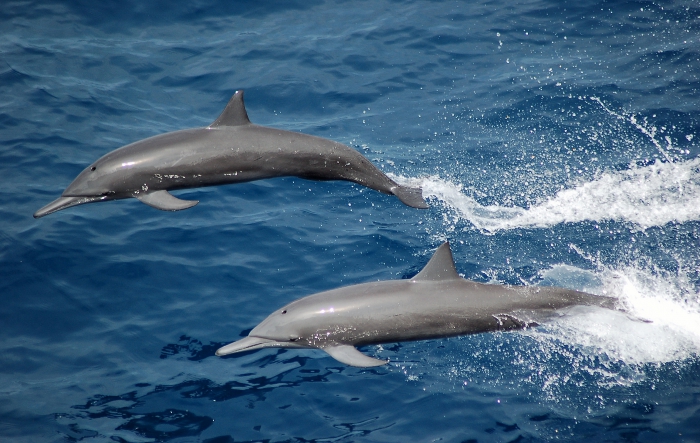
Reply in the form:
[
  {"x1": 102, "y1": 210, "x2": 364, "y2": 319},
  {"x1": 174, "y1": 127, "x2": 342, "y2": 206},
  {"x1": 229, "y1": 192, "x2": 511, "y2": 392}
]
[
  {"x1": 33, "y1": 195, "x2": 110, "y2": 218},
  {"x1": 215, "y1": 336, "x2": 299, "y2": 356}
]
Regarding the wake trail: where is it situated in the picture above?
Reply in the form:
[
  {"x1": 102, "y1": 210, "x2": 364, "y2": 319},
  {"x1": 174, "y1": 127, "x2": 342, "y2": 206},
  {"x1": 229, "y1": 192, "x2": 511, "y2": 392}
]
[{"x1": 398, "y1": 157, "x2": 700, "y2": 232}]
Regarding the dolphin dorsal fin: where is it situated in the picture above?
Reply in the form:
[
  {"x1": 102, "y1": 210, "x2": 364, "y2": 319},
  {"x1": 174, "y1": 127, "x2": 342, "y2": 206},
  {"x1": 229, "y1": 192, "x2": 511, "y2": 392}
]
[
  {"x1": 411, "y1": 242, "x2": 460, "y2": 282},
  {"x1": 209, "y1": 90, "x2": 251, "y2": 127}
]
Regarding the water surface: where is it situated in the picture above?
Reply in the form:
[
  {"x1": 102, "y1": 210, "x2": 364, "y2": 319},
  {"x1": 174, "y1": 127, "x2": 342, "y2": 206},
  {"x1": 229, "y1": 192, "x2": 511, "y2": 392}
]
[{"x1": 1, "y1": 1, "x2": 699, "y2": 441}]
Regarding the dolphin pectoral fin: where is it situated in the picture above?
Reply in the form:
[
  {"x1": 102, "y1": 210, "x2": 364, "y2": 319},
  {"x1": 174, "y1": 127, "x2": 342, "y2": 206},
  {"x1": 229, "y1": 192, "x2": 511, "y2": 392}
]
[
  {"x1": 135, "y1": 190, "x2": 199, "y2": 211},
  {"x1": 323, "y1": 345, "x2": 388, "y2": 367},
  {"x1": 390, "y1": 185, "x2": 429, "y2": 209}
]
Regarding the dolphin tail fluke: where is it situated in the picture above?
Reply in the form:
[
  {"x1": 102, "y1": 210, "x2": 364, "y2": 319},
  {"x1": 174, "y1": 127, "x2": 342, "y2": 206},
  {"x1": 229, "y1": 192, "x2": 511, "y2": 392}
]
[
  {"x1": 135, "y1": 190, "x2": 199, "y2": 211},
  {"x1": 323, "y1": 345, "x2": 388, "y2": 367},
  {"x1": 391, "y1": 185, "x2": 429, "y2": 209}
]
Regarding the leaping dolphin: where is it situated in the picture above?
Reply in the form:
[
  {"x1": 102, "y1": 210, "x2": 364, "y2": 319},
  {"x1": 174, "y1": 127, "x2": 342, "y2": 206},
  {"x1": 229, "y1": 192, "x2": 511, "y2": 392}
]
[
  {"x1": 34, "y1": 90, "x2": 428, "y2": 218},
  {"x1": 216, "y1": 242, "x2": 618, "y2": 367}
]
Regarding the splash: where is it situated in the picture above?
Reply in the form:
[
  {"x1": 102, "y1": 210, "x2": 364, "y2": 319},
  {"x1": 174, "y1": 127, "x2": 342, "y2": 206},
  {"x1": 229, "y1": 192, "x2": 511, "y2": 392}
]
[
  {"x1": 396, "y1": 157, "x2": 700, "y2": 231},
  {"x1": 532, "y1": 263, "x2": 700, "y2": 368},
  {"x1": 590, "y1": 96, "x2": 675, "y2": 163},
  {"x1": 402, "y1": 262, "x2": 700, "y2": 406},
  {"x1": 498, "y1": 261, "x2": 700, "y2": 410}
]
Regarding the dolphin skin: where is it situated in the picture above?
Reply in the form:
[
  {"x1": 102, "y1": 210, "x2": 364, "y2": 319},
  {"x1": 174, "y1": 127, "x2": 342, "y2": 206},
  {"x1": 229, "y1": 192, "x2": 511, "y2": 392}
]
[
  {"x1": 34, "y1": 91, "x2": 428, "y2": 218},
  {"x1": 216, "y1": 242, "x2": 617, "y2": 367}
]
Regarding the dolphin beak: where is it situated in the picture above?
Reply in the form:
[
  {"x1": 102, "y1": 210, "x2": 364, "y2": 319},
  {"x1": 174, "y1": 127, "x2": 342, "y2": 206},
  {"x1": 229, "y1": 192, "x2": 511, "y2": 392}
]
[
  {"x1": 215, "y1": 336, "x2": 286, "y2": 356},
  {"x1": 33, "y1": 195, "x2": 108, "y2": 218}
]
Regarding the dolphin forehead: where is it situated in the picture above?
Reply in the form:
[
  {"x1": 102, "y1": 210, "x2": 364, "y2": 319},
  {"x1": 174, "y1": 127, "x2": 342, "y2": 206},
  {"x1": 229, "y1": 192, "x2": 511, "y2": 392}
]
[
  {"x1": 271, "y1": 280, "x2": 413, "y2": 318},
  {"x1": 61, "y1": 128, "x2": 214, "y2": 197},
  {"x1": 79, "y1": 127, "x2": 215, "y2": 176},
  {"x1": 101, "y1": 127, "x2": 211, "y2": 159},
  {"x1": 247, "y1": 280, "x2": 423, "y2": 341}
]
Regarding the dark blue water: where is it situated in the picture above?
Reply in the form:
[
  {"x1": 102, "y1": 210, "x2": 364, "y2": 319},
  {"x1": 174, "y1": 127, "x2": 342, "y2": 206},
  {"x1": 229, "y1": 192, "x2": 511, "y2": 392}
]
[{"x1": 2, "y1": 1, "x2": 700, "y2": 441}]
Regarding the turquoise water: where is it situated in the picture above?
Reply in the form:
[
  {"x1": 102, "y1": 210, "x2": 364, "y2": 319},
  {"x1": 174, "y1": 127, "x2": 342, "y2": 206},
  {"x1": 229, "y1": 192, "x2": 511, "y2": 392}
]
[{"x1": 2, "y1": 1, "x2": 700, "y2": 441}]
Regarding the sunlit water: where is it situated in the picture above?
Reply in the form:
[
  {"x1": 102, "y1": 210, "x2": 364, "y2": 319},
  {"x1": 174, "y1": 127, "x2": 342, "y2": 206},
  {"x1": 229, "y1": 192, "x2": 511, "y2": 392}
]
[{"x1": 1, "y1": 1, "x2": 699, "y2": 442}]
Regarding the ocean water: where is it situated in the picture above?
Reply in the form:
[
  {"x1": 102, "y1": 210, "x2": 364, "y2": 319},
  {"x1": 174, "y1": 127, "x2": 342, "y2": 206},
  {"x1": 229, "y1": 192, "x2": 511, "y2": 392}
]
[{"x1": 1, "y1": 0, "x2": 699, "y2": 441}]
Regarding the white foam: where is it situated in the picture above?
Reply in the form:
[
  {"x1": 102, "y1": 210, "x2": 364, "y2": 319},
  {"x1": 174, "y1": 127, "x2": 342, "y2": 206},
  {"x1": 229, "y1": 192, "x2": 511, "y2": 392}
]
[
  {"x1": 530, "y1": 263, "x2": 700, "y2": 368},
  {"x1": 395, "y1": 157, "x2": 700, "y2": 231},
  {"x1": 472, "y1": 263, "x2": 700, "y2": 401},
  {"x1": 399, "y1": 263, "x2": 700, "y2": 395}
]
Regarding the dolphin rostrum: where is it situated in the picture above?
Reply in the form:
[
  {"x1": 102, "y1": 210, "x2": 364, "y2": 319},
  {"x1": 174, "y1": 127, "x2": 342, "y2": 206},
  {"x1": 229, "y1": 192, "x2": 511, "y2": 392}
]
[
  {"x1": 216, "y1": 242, "x2": 618, "y2": 367},
  {"x1": 34, "y1": 90, "x2": 428, "y2": 218}
]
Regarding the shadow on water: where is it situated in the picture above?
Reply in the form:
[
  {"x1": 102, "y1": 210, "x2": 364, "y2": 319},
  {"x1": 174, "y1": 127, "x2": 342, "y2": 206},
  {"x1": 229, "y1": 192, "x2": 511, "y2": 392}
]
[
  {"x1": 159, "y1": 335, "x2": 228, "y2": 362},
  {"x1": 55, "y1": 333, "x2": 700, "y2": 442},
  {"x1": 60, "y1": 335, "x2": 396, "y2": 442}
]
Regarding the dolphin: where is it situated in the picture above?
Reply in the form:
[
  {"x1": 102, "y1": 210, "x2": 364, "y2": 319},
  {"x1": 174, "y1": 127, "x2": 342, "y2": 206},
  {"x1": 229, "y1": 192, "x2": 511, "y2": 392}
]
[
  {"x1": 34, "y1": 90, "x2": 428, "y2": 218},
  {"x1": 216, "y1": 242, "x2": 618, "y2": 367}
]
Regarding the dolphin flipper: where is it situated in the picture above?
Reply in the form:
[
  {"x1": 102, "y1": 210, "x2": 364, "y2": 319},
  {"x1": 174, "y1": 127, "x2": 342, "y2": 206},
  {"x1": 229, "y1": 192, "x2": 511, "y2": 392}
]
[
  {"x1": 391, "y1": 185, "x2": 429, "y2": 209},
  {"x1": 135, "y1": 190, "x2": 199, "y2": 211},
  {"x1": 323, "y1": 345, "x2": 388, "y2": 367}
]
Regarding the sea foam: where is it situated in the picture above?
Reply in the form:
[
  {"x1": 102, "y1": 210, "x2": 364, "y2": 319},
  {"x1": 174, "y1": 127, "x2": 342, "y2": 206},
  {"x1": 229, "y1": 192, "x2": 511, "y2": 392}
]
[{"x1": 396, "y1": 157, "x2": 700, "y2": 232}]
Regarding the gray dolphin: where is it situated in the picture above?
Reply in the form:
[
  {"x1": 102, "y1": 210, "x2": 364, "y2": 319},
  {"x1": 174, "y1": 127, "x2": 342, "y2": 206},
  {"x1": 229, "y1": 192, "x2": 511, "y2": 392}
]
[
  {"x1": 34, "y1": 90, "x2": 428, "y2": 218},
  {"x1": 216, "y1": 242, "x2": 618, "y2": 367}
]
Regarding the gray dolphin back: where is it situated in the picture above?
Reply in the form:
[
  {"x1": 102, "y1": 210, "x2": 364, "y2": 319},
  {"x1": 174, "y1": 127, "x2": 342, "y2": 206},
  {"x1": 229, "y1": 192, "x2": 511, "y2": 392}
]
[
  {"x1": 34, "y1": 89, "x2": 429, "y2": 217},
  {"x1": 216, "y1": 242, "x2": 620, "y2": 368}
]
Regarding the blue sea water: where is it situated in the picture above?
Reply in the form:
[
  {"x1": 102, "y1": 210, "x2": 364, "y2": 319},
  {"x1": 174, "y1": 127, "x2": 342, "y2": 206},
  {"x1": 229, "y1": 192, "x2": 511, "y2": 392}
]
[{"x1": 2, "y1": 0, "x2": 700, "y2": 441}]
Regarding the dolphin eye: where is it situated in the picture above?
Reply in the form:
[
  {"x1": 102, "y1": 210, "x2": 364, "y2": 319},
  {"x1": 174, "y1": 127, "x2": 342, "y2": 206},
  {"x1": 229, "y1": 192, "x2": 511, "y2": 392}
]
[
  {"x1": 90, "y1": 166, "x2": 96, "y2": 171},
  {"x1": 281, "y1": 310, "x2": 287, "y2": 314}
]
